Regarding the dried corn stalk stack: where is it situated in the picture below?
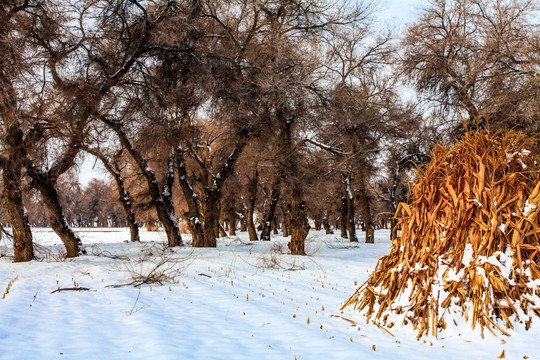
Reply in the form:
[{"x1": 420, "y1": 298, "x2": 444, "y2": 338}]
[{"x1": 343, "y1": 129, "x2": 540, "y2": 338}]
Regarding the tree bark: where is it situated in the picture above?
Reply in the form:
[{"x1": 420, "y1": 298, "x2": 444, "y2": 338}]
[
  {"x1": 160, "y1": 152, "x2": 183, "y2": 247},
  {"x1": 246, "y1": 167, "x2": 258, "y2": 241},
  {"x1": 0, "y1": 54, "x2": 34, "y2": 261},
  {"x1": 2, "y1": 155, "x2": 34, "y2": 262},
  {"x1": 287, "y1": 182, "x2": 308, "y2": 255},
  {"x1": 260, "y1": 186, "x2": 279, "y2": 241},
  {"x1": 339, "y1": 192, "x2": 348, "y2": 238},
  {"x1": 199, "y1": 189, "x2": 218, "y2": 247},
  {"x1": 345, "y1": 177, "x2": 358, "y2": 242},
  {"x1": 281, "y1": 204, "x2": 290, "y2": 237},
  {"x1": 182, "y1": 134, "x2": 249, "y2": 247},
  {"x1": 27, "y1": 168, "x2": 84, "y2": 257},
  {"x1": 391, "y1": 217, "x2": 399, "y2": 240},
  {"x1": 225, "y1": 203, "x2": 236, "y2": 236},
  {"x1": 276, "y1": 107, "x2": 309, "y2": 255},
  {"x1": 175, "y1": 149, "x2": 205, "y2": 246},
  {"x1": 322, "y1": 211, "x2": 333, "y2": 234},
  {"x1": 357, "y1": 171, "x2": 374, "y2": 243},
  {"x1": 228, "y1": 219, "x2": 236, "y2": 236},
  {"x1": 218, "y1": 221, "x2": 227, "y2": 237},
  {"x1": 240, "y1": 217, "x2": 247, "y2": 232},
  {"x1": 323, "y1": 219, "x2": 332, "y2": 234},
  {"x1": 314, "y1": 216, "x2": 322, "y2": 231},
  {"x1": 272, "y1": 218, "x2": 278, "y2": 235}
]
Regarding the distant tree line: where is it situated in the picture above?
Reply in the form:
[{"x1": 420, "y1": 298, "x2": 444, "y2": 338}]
[{"x1": 0, "y1": 0, "x2": 538, "y2": 261}]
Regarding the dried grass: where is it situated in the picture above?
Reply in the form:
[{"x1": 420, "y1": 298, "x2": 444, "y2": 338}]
[{"x1": 343, "y1": 129, "x2": 540, "y2": 338}]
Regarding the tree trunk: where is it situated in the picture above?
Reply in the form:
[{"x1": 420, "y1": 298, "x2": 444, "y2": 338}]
[
  {"x1": 247, "y1": 205, "x2": 258, "y2": 241},
  {"x1": 157, "y1": 152, "x2": 183, "y2": 247},
  {"x1": 357, "y1": 171, "x2": 374, "y2": 244},
  {"x1": 323, "y1": 220, "x2": 332, "y2": 234},
  {"x1": 88, "y1": 149, "x2": 140, "y2": 242},
  {"x1": 2, "y1": 159, "x2": 34, "y2": 262},
  {"x1": 287, "y1": 183, "x2": 308, "y2": 255},
  {"x1": 199, "y1": 189, "x2": 219, "y2": 247},
  {"x1": 276, "y1": 107, "x2": 309, "y2": 255},
  {"x1": 345, "y1": 177, "x2": 358, "y2": 242},
  {"x1": 218, "y1": 221, "x2": 227, "y2": 237},
  {"x1": 175, "y1": 150, "x2": 205, "y2": 247},
  {"x1": 281, "y1": 204, "x2": 290, "y2": 237},
  {"x1": 282, "y1": 222, "x2": 289, "y2": 237},
  {"x1": 314, "y1": 216, "x2": 322, "y2": 231},
  {"x1": 322, "y1": 211, "x2": 333, "y2": 234},
  {"x1": 246, "y1": 166, "x2": 258, "y2": 241},
  {"x1": 0, "y1": 64, "x2": 33, "y2": 261},
  {"x1": 179, "y1": 132, "x2": 248, "y2": 247},
  {"x1": 226, "y1": 204, "x2": 236, "y2": 236},
  {"x1": 390, "y1": 217, "x2": 399, "y2": 240},
  {"x1": 272, "y1": 218, "x2": 278, "y2": 235},
  {"x1": 228, "y1": 220, "x2": 236, "y2": 236},
  {"x1": 28, "y1": 171, "x2": 84, "y2": 257},
  {"x1": 240, "y1": 218, "x2": 247, "y2": 232},
  {"x1": 103, "y1": 120, "x2": 182, "y2": 248},
  {"x1": 121, "y1": 197, "x2": 139, "y2": 242},
  {"x1": 339, "y1": 192, "x2": 348, "y2": 238},
  {"x1": 260, "y1": 186, "x2": 279, "y2": 241}
]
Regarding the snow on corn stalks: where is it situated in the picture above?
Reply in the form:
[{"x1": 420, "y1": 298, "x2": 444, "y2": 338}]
[{"x1": 343, "y1": 129, "x2": 540, "y2": 338}]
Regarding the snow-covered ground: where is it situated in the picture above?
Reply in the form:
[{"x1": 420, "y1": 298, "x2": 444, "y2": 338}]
[{"x1": 0, "y1": 229, "x2": 538, "y2": 359}]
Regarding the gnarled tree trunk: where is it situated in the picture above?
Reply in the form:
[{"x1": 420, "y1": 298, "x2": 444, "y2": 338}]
[
  {"x1": 27, "y1": 168, "x2": 84, "y2": 257},
  {"x1": 159, "y1": 152, "x2": 183, "y2": 247},
  {"x1": 0, "y1": 62, "x2": 33, "y2": 261},
  {"x1": 175, "y1": 150, "x2": 204, "y2": 246},
  {"x1": 2, "y1": 152, "x2": 34, "y2": 262}
]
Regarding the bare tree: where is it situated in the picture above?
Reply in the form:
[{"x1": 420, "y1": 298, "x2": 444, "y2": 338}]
[
  {"x1": 84, "y1": 147, "x2": 139, "y2": 241},
  {"x1": 401, "y1": 0, "x2": 540, "y2": 133},
  {"x1": 9, "y1": 0, "x2": 186, "y2": 256},
  {"x1": 308, "y1": 10, "x2": 395, "y2": 243}
]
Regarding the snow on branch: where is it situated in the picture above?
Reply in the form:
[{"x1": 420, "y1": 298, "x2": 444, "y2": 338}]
[{"x1": 304, "y1": 139, "x2": 350, "y2": 157}]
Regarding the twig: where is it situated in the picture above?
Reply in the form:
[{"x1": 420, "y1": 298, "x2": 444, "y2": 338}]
[{"x1": 127, "y1": 288, "x2": 142, "y2": 316}]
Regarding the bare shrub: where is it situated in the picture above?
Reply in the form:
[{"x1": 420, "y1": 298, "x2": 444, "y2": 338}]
[
  {"x1": 88, "y1": 243, "x2": 130, "y2": 261},
  {"x1": 33, "y1": 243, "x2": 67, "y2": 262},
  {"x1": 257, "y1": 242, "x2": 305, "y2": 271},
  {"x1": 108, "y1": 244, "x2": 193, "y2": 287}
]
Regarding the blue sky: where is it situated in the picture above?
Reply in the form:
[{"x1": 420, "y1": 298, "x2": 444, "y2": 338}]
[{"x1": 379, "y1": 0, "x2": 423, "y2": 24}]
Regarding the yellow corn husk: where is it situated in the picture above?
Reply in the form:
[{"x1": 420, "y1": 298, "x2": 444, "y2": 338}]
[{"x1": 343, "y1": 128, "x2": 540, "y2": 338}]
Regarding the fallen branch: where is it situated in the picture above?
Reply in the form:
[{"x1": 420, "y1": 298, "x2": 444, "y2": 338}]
[{"x1": 51, "y1": 287, "x2": 90, "y2": 294}]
